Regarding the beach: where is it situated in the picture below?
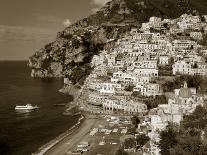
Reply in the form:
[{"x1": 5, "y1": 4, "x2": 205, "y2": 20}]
[
  {"x1": 40, "y1": 114, "x2": 123, "y2": 155},
  {"x1": 44, "y1": 116, "x2": 99, "y2": 155}
]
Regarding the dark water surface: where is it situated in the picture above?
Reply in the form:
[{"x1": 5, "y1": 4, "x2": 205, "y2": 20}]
[{"x1": 0, "y1": 61, "x2": 78, "y2": 155}]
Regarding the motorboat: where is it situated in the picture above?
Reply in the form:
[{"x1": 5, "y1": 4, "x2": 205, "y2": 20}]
[{"x1": 15, "y1": 104, "x2": 39, "y2": 111}]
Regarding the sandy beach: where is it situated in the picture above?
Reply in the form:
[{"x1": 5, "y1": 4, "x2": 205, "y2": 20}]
[{"x1": 44, "y1": 117, "x2": 99, "y2": 155}]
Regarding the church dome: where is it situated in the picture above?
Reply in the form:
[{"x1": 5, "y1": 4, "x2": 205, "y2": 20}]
[{"x1": 179, "y1": 81, "x2": 192, "y2": 98}]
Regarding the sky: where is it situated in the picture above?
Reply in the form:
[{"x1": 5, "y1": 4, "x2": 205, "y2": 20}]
[{"x1": 0, "y1": 0, "x2": 111, "y2": 60}]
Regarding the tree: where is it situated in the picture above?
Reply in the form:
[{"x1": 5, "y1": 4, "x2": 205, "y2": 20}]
[
  {"x1": 163, "y1": 23, "x2": 169, "y2": 29},
  {"x1": 136, "y1": 134, "x2": 150, "y2": 147},
  {"x1": 170, "y1": 134, "x2": 202, "y2": 155},
  {"x1": 116, "y1": 147, "x2": 128, "y2": 155},
  {"x1": 182, "y1": 105, "x2": 207, "y2": 130},
  {"x1": 144, "y1": 95, "x2": 167, "y2": 110},
  {"x1": 159, "y1": 125, "x2": 177, "y2": 155},
  {"x1": 124, "y1": 85, "x2": 135, "y2": 92},
  {"x1": 131, "y1": 115, "x2": 140, "y2": 128},
  {"x1": 124, "y1": 138, "x2": 136, "y2": 149},
  {"x1": 160, "y1": 106, "x2": 207, "y2": 155}
]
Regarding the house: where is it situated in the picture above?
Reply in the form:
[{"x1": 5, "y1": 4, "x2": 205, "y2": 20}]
[
  {"x1": 150, "y1": 115, "x2": 167, "y2": 131},
  {"x1": 64, "y1": 78, "x2": 71, "y2": 86},
  {"x1": 133, "y1": 60, "x2": 158, "y2": 69},
  {"x1": 173, "y1": 60, "x2": 207, "y2": 76},
  {"x1": 111, "y1": 71, "x2": 135, "y2": 84},
  {"x1": 87, "y1": 80, "x2": 101, "y2": 91},
  {"x1": 157, "y1": 104, "x2": 183, "y2": 124},
  {"x1": 133, "y1": 76, "x2": 151, "y2": 84},
  {"x1": 93, "y1": 64, "x2": 108, "y2": 76},
  {"x1": 88, "y1": 93, "x2": 108, "y2": 106},
  {"x1": 170, "y1": 25, "x2": 184, "y2": 34},
  {"x1": 138, "y1": 42, "x2": 158, "y2": 50},
  {"x1": 134, "y1": 68, "x2": 159, "y2": 78},
  {"x1": 132, "y1": 33, "x2": 153, "y2": 41},
  {"x1": 172, "y1": 60, "x2": 192, "y2": 75},
  {"x1": 149, "y1": 17, "x2": 162, "y2": 29},
  {"x1": 140, "y1": 22, "x2": 151, "y2": 32},
  {"x1": 133, "y1": 83, "x2": 162, "y2": 96},
  {"x1": 103, "y1": 99, "x2": 148, "y2": 114},
  {"x1": 91, "y1": 51, "x2": 107, "y2": 67},
  {"x1": 190, "y1": 32, "x2": 203, "y2": 40},
  {"x1": 106, "y1": 54, "x2": 116, "y2": 66},
  {"x1": 178, "y1": 14, "x2": 202, "y2": 31},
  {"x1": 173, "y1": 40, "x2": 197, "y2": 49},
  {"x1": 159, "y1": 55, "x2": 169, "y2": 65},
  {"x1": 99, "y1": 82, "x2": 122, "y2": 94}
]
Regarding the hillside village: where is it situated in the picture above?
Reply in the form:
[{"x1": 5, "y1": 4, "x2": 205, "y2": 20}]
[{"x1": 63, "y1": 13, "x2": 207, "y2": 155}]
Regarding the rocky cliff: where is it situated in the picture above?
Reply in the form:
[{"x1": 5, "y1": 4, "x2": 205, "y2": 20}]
[{"x1": 29, "y1": 0, "x2": 207, "y2": 85}]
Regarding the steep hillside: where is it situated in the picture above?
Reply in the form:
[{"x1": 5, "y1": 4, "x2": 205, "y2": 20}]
[{"x1": 29, "y1": 0, "x2": 207, "y2": 85}]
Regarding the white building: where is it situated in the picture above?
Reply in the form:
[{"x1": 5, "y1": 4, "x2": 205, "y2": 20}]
[
  {"x1": 172, "y1": 60, "x2": 192, "y2": 75},
  {"x1": 103, "y1": 99, "x2": 148, "y2": 114},
  {"x1": 173, "y1": 60, "x2": 207, "y2": 76},
  {"x1": 91, "y1": 51, "x2": 107, "y2": 67},
  {"x1": 149, "y1": 17, "x2": 162, "y2": 29},
  {"x1": 133, "y1": 83, "x2": 162, "y2": 96},
  {"x1": 190, "y1": 32, "x2": 203, "y2": 40},
  {"x1": 150, "y1": 115, "x2": 167, "y2": 131},
  {"x1": 159, "y1": 55, "x2": 169, "y2": 65},
  {"x1": 173, "y1": 40, "x2": 197, "y2": 49},
  {"x1": 134, "y1": 68, "x2": 159, "y2": 78},
  {"x1": 99, "y1": 82, "x2": 122, "y2": 94}
]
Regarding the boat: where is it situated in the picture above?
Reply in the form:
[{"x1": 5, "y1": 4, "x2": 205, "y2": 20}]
[
  {"x1": 15, "y1": 104, "x2": 39, "y2": 111},
  {"x1": 53, "y1": 104, "x2": 66, "y2": 107}
]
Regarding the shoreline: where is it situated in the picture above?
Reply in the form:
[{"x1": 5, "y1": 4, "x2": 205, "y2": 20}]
[
  {"x1": 32, "y1": 114, "x2": 85, "y2": 155},
  {"x1": 33, "y1": 84, "x2": 86, "y2": 155},
  {"x1": 44, "y1": 116, "x2": 99, "y2": 155}
]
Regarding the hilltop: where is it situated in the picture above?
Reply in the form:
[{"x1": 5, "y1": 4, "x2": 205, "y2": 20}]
[{"x1": 29, "y1": 0, "x2": 207, "y2": 86}]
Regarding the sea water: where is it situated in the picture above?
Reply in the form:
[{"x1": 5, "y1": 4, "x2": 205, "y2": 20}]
[{"x1": 0, "y1": 61, "x2": 78, "y2": 155}]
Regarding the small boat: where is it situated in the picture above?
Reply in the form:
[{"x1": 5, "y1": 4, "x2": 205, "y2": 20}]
[
  {"x1": 15, "y1": 104, "x2": 39, "y2": 111},
  {"x1": 53, "y1": 104, "x2": 66, "y2": 107}
]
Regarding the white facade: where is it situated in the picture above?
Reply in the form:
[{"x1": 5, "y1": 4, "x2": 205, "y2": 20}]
[
  {"x1": 159, "y1": 55, "x2": 169, "y2": 65},
  {"x1": 99, "y1": 83, "x2": 122, "y2": 94},
  {"x1": 190, "y1": 32, "x2": 203, "y2": 40},
  {"x1": 134, "y1": 68, "x2": 159, "y2": 78},
  {"x1": 133, "y1": 83, "x2": 162, "y2": 96},
  {"x1": 173, "y1": 40, "x2": 197, "y2": 49},
  {"x1": 103, "y1": 99, "x2": 148, "y2": 114},
  {"x1": 173, "y1": 61, "x2": 207, "y2": 76},
  {"x1": 172, "y1": 60, "x2": 192, "y2": 75}
]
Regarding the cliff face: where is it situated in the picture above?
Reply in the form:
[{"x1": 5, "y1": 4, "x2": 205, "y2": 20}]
[{"x1": 29, "y1": 0, "x2": 207, "y2": 83}]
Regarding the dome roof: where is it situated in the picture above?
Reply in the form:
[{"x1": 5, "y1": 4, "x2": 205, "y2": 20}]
[{"x1": 179, "y1": 82, "x2": 192, "y2": 98}]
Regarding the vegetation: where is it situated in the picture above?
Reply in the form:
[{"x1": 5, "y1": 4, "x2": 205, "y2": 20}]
[
  {"x1": 124, "y1": 138, "x2": 136, "y2": 149},
  {"x1": 159, "y1": 124, "x2": 178, "y2": 155},
  {"x1": 116, "y1": 147, "x2": 129, "y2": 155},
  {"x1": 125, "y1": 0, "x2": 207, "y2": 23},
  {"x1": 158, "y1": 57, "x2": 174, "y2": 76},
  {"x1": 124, "y1": 85, "x2": 135, "y2": 92},
  {"x1": 132, "y1": 92, "x2": 167, "y2": 109},
  {"x1": 158, "y1": 65, "x2": 173, "y2": 76},
  {"x1": 136, "y1": 134, "x2": 150, "y2": 148},
  {"x1": 131, "y1": 115, "x2": 140, "y2": 128},
  {"x1": 67, "y1": 64, "x2": 92, "y2": 85},
  {"x1": 161, "y1": 75, "x2": 205, "y2": 92},
  {"x1": 144, "y1": 95, "x2": 167, "y2": 109},
  {"x1": 159, "y1": 106, "x2": 207, "y2": 155}
]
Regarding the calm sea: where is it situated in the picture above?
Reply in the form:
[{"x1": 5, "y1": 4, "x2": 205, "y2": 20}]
[{"x1": 0, "y1": 61, "x2": 79, "y2": 155}]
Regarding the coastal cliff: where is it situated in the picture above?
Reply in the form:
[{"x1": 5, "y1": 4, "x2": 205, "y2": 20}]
[{"x1": 29, "y1": 0, "x2": 207, "y2": 84}]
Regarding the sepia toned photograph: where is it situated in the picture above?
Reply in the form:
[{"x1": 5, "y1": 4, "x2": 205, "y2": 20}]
[{"x1": 0, "y1": 0, "x2": 207, "y2": 155}]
